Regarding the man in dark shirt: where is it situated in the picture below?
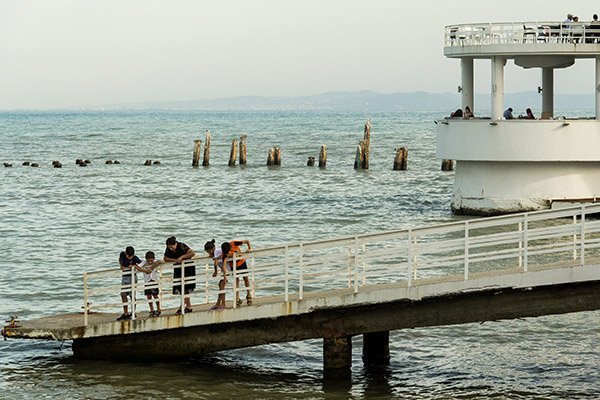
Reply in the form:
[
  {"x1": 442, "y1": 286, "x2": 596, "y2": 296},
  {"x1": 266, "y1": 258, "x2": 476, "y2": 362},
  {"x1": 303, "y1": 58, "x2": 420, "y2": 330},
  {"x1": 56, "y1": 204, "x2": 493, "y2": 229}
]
[{"x1": 164, "y1": 236, "x2": 196, "y2": 314}]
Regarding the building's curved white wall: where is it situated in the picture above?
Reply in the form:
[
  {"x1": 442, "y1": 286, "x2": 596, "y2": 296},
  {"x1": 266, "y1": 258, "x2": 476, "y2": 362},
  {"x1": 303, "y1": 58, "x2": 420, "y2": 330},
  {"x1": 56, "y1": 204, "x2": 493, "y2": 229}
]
[
  {"x1": 452, "y1": 161, "x2": 600, "y2": 214},
  {"x1": 437, "y1": 120, "x2": 600, "y2": 161}
]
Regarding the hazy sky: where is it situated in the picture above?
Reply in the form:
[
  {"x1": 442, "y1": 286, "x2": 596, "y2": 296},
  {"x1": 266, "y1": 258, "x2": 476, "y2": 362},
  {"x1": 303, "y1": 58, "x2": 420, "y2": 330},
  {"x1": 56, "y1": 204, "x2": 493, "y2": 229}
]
[{"x1": 2, "y1": 0, "x2": 600, "y2": 109}]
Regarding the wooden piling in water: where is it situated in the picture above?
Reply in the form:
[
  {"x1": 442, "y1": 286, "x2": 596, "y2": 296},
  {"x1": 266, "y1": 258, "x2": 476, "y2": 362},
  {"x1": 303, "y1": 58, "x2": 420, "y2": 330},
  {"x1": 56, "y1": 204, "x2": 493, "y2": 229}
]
[
  {"x1": 393, "y1": 147, "x2": 408, "y2": 170},
  {"x1": 192, "y1": 139, "x2": 201, "y2": 167},
  {"x1": 319, "y1": 145, "x2": 327, "y2": 169},
  {"x1": 239, "y1": 134, "x2": 247, "y2": 165},
  {"x1": 267, "y1": 148, "x2": 275, "y2": 166},
  {"x1": 202, "y1": 130, "x2": 211, "y2": 167},
  {"x1": 362, "y1": 120, "x2": 371, "y2": 169},
  {"x1": 354, "y1": 143, "x2": 364, "y2": 170},
  {"x1": 228, "y1": 139, "x2": 238, "y2": 166},
  {"x1": 441, "y1": 159, "x2": 454, "y2": 171},
  {"x1": 274, "y1": 147, "x2": 281, "y2": 166},
  {"x1": 307, "y1": 156, "x2": 315, "y2": 166}
]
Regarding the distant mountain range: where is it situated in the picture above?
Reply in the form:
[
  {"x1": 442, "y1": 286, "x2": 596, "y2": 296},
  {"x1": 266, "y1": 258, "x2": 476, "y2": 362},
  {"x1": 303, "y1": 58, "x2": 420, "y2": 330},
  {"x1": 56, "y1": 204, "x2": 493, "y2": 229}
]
[{"x1": 106, "y1": 90, "x2": 595, "y2": 112}]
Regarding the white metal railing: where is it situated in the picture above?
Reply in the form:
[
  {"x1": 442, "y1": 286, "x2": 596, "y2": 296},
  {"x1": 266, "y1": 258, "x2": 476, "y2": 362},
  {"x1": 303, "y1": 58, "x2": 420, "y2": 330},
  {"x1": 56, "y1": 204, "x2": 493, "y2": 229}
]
[
  {"x1": 445, "y1": 21, "x2": 600, "y2": 46},
  {"x1": 82, "y1": 204, "x2": 600, "y2": 325}
]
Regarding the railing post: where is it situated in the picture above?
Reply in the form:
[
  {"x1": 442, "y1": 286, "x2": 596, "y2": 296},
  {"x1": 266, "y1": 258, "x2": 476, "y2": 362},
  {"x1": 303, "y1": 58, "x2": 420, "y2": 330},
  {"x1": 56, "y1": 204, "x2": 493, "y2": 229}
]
[
  {"x1": 299, "y1": 244, "x2": 304, "y2": 301},
  {"x1": 250, "y1": 254, "x2": 255, "y2": 300},
  {"x1": 180, "y1": 263, "x2": 185, "y2": 314},
  {"x1": 232, "y1": 254, "x2": 238, "y2": 308},
  {"x1": 130, "y1": 268, "x2": 136, "y2": 320},
  {"x1": 464, "y1": 221, "x2": 469, "y2": 280},
  {"x1": 354, "y1": 237, "x2": 359, "y2": 294},
  {"x1": 580, "y1": 205, "x2": 586, "y2": 266},
  {"x1": 573, "y1": 215, "x2": 578, "y2": 260},
  {"x1": 362, "y1": 242, "x2": 366, "y2": 286},
  {"x1": 407, "y1": 230, "x2": 413, "y2": 287},
  {"x1": 523, "y1": 214, "x2": 529, "y2": 272},
  {"x1": 83, "y1": 273, "x2": 89, "y2": 326},
  {"x1": 284, "y1": 245, "x2": 289, "y2": 302},
  {"x1": 518, "y1": 222, "x2": 523, "y2": 268},
  {"x1": 346, "y1": 246, "x2": 352, "y2": 288},
  {"x1": 204, "y1": 261, "x2": 209, "y2": 304}
]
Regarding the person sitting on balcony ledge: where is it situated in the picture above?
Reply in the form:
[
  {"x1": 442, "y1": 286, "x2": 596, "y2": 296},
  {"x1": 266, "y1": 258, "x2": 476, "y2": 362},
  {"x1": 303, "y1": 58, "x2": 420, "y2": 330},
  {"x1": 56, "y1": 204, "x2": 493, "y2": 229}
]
[
  {"x1": 450, "y1": 108, "x2": 463, "y2": 118},
  {"x1": 464, "y1": 106, "x2": 474, "y2": 118},
  {"x1": 503, "y1": 107, "x2": 514, "y2": 119},
  {"x1": 525, "y1": 108, "x2": 535, "y2": 119}
]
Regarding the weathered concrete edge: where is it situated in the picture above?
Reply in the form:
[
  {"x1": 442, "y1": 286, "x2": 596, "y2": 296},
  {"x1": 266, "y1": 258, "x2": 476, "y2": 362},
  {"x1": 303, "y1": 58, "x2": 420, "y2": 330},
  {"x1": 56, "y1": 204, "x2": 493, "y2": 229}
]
[{"x1": 70, "y1": 278, "x2": 600, "y2": 360}]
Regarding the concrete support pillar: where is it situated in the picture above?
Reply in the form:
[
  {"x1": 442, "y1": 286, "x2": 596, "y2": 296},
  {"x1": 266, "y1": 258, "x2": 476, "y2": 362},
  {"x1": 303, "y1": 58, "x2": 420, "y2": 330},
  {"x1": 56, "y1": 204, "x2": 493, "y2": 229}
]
[
  {"x1": 596, "y1": 57, "x2": 600, "y2": 120},
  {"x1": 542, "y1": 67, "x2": 554, "y2": 119},
  {"x1": 491, "y1": 56, "x2": 505, "y2": 120},
  {"x1": 323, "y1": 336, "x2": 352, "y2": 375},
  {"x1": 461, "y1": 57, "x2": 474, "y2": 112},
  {"x1": 362, "y1": 331, "x2": 390, "y2": 366}
]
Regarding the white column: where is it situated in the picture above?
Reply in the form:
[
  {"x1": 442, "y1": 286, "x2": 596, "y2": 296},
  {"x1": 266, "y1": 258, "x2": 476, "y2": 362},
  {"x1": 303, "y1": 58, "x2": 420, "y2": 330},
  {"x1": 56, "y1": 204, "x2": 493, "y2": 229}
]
[
  {"x1": 491, "y1": 56, "x2": 505, "y2": 120},
  {"x1": 596, "y1": 57, "x2": 600, "y2": 120},
  {"x1": 542, "y1": 67, "x2": 554, "y2": 119},
  {"x1": 461, "y1": 57, "x2": 474, "y2": 112}
]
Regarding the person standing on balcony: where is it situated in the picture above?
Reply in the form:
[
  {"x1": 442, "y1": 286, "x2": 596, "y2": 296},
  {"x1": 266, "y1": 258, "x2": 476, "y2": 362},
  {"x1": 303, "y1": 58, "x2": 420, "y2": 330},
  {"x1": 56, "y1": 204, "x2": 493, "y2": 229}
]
[{"x1": 164, "y1": 236, "x2": 195, "y2": 314}]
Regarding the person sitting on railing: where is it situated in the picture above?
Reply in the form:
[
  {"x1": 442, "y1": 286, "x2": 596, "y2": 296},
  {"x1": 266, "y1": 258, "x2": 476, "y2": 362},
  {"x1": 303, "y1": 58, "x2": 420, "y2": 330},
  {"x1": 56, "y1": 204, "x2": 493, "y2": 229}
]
[
  {"x1": 204, "y1": 239, "x2": 227, "y2": 311},
  {"x1": 221, "y1": 240, "x2": 253, "y2": 306},
  {"x1": 117, "y1": 246, "x2": 142, "y2": 321},
  {"x1": 164, "y1": 236, "x2": 196, "y2": 314},
  {"x1": 503, "y1": 107, "x2": 514, "y2": 119},
  {"x1": 135, "y1": 251, "x2": 163, "y2": 317}
]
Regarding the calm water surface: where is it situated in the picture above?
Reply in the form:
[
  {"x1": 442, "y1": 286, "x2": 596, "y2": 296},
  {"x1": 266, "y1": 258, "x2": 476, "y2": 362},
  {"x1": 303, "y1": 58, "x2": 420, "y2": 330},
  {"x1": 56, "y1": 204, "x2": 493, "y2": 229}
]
[{"x1": 0, "y1": 111, "x2": 599, "y2": 399}]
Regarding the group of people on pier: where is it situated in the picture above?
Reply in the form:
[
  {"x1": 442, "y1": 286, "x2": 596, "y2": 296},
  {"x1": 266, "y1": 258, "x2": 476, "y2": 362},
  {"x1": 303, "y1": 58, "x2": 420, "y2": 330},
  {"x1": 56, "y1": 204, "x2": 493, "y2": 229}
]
[{"x1": 117, "y1": 236, "x2": 253, "y2": 321}]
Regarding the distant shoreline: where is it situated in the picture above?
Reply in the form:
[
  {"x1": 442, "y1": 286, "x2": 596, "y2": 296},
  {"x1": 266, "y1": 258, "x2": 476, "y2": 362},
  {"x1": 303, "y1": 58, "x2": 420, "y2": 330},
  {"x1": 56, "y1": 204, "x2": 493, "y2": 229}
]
[{"x1": 0, "y1": 90, "x2": 596, "y2": 112}]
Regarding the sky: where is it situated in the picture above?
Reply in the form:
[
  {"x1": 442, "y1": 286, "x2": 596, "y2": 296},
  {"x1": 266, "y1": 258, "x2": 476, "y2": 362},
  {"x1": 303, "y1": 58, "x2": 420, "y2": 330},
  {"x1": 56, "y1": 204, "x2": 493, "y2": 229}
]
[{"x1": 1, "y1": 0, "x2": 600, "y2": 109}]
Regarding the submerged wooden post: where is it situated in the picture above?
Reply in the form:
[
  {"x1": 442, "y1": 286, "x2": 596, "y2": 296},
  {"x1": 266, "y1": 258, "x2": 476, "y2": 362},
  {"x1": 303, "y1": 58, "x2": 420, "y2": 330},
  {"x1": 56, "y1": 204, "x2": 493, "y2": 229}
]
[
  {"x1": 192, "y1": 139, "x2": 202, "y2": 167},
  {"x1": 362, "y1": 119, "x2": 371, "y2": 169},
  {"x1": 319, "y1": 144, "x2": 327, "y2": 168},
  {"x1": 273, "y1": 147, "x2": 281, "y2": 166},
  {"x1": 307, "y1": 156, "x2": 315, "y2": 166},
  {"x1": 441, "y1": 159, "x2": 454, "y2": 171},
  {"x1": 393, "y1": 147, "x2": 408, "y2": 170},
  {"x1": 354, "y1": 142, "x2": 364, "y2": 170},
  {"x1": 228, "y1": 139, "x2": 238, "y2": 166},
  {"x1": 239, "y1": 134, "x2": 247, "y2": 165},
  {"x1": 202, "y1": 130, "x2": 211, "y2": 167},
  {"x1": 267, "y1": 148, "x2": 275, "y2": 166}
]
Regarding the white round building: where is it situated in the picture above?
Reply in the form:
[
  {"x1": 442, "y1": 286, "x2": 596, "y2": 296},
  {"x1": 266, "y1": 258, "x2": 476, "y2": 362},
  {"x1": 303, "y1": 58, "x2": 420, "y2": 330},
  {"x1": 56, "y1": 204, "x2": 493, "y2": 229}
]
[{"x1": 437, "y1": 21, "x2": 600, "y2": 215}]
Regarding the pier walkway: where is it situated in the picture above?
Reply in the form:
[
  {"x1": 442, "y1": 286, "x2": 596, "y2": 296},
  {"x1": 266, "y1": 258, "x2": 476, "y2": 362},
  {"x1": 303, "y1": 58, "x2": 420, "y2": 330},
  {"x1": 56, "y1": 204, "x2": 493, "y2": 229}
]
[{"x1": 4, "y1": 204, "x2": 600, "y2": 371}]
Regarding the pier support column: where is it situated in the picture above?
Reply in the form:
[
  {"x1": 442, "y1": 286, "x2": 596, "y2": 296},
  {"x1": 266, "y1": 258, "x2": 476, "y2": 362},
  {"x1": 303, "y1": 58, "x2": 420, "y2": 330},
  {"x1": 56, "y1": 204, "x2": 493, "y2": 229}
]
[
  {"x1": 461, "y1": 57, "x2": 474, "y2": 112},
  {"x1": 491, "y1": 56, "x2": 505, "y2": 120},
  {"x1": 323, "y1": 336, "x2": 352, "y2": 377},
  {"x1": 362, "y1": 331, "x2": 390, "y2": 366},
  {"x1": 542, "y1": 67, "x2": 554, "y2": 119},
  {"x1": 596, "y1": 57, "x2": 600, "y2": 120}
]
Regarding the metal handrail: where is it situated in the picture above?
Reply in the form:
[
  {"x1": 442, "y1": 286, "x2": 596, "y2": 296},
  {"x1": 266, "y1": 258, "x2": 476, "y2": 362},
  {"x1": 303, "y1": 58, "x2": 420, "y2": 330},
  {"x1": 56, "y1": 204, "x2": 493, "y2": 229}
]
[
  {"x1": 445, "y1": 21, "x2": 600, "y2": 46},
  {"x1": 82, "y1": 203, "x2": 600, "y2": 325}
]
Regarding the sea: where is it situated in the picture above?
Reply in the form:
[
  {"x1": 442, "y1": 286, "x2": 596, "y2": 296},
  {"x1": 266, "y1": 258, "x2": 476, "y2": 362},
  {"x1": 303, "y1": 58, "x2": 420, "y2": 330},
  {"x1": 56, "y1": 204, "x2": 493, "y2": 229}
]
[{"x1": 0, "y1": 110, "x2": 599, "y2": 399}]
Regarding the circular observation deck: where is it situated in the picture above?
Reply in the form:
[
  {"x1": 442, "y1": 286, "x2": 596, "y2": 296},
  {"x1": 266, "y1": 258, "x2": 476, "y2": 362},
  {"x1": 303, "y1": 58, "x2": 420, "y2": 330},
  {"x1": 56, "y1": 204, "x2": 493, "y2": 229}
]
[{"x1": 444, "y1": 22, "x2": 600, "y2": 59}]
